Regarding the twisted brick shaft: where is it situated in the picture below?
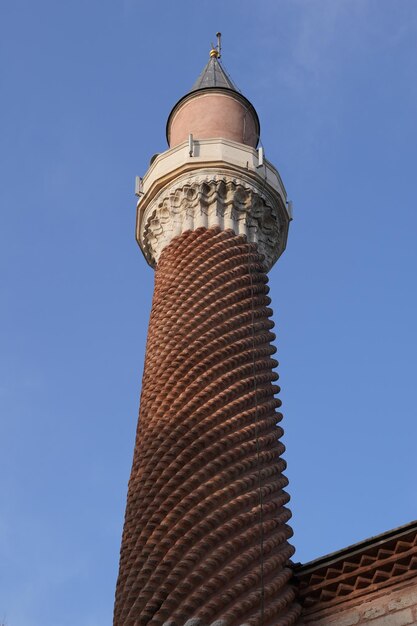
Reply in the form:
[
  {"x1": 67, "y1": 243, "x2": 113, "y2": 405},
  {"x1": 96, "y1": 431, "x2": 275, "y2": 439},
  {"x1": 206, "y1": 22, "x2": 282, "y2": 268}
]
[{"x1": 114, "y1": 227, "x2": 301, "y2": 626}]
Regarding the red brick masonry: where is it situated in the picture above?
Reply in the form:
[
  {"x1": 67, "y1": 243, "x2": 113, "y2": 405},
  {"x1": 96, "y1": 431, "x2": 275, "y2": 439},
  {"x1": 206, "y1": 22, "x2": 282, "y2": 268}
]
[
  {"x1": 295, "y1": 520, "x2": 417, "y2": 625},
  {"x1": 114, "y1": 227, "x2": 301, "y2": 626}
]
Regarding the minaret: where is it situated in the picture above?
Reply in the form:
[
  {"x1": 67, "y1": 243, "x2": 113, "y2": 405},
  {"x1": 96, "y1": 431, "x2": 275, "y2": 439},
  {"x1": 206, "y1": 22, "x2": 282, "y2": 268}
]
[{"x1": 114, "y1": 37, "x2": 301, "y2": 626}]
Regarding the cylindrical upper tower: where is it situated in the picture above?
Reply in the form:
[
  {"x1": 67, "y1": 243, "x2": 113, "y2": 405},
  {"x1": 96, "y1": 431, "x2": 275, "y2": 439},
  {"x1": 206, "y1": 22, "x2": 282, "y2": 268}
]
[
  {"x1": 167, "y1": 48, "x2": 260, "y2": 149},
  {"x1": 114, "y1": 38, "x2": 300, "y2": 626}
]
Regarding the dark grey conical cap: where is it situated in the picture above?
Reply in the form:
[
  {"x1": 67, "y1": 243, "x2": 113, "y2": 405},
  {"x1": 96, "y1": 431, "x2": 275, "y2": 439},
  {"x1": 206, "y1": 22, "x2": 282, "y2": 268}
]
[{"x1": 190, "y1": 55, "x2": 239, "y2": 93}]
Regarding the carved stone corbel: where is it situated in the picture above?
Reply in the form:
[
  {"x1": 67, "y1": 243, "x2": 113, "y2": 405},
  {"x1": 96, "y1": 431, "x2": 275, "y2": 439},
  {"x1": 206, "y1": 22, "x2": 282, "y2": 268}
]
[{"x1": 138, "y1": 170, "x2": 289, "y2": 271}]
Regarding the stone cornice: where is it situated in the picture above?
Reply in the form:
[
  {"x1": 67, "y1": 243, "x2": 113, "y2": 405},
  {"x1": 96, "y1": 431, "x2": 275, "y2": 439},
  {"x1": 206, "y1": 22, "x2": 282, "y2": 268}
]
[
  {"x1": 137, "y1": 169, "x2": 289, "y2": 271},
  {"x1": 138, "y1": 137, "x2": 287, "y2": 210}
]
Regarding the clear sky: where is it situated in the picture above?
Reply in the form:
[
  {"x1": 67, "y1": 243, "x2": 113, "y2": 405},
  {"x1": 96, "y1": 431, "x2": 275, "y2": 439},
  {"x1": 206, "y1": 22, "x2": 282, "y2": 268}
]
[{"x1": 1, "y1": 1, "x2": 417, "y2": 625}]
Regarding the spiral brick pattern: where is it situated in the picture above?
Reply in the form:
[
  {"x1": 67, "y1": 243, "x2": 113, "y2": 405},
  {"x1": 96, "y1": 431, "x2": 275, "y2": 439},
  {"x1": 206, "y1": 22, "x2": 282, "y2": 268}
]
[{"x1": 114, "y1": 227, "x2": 301, "y2": 626}]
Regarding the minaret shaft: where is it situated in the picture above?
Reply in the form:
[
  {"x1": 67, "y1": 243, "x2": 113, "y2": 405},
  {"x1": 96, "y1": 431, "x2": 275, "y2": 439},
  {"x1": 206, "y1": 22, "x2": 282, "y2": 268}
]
[{"x1": 114, "y1": 227, "x2": 300, "y2": 626}]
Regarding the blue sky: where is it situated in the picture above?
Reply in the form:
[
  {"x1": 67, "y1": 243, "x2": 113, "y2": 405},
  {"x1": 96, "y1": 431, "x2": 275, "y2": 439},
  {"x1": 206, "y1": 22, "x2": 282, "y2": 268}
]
[{"x1": 1, "y1": 1, "x2": 417, "y2": 624}]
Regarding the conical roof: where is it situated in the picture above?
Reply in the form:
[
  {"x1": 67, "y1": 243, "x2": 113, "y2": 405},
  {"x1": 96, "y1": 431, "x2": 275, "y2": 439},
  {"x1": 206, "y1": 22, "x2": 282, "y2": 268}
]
[{"x1": 189, "y1": 55, "x2": 239, "y2": 93}]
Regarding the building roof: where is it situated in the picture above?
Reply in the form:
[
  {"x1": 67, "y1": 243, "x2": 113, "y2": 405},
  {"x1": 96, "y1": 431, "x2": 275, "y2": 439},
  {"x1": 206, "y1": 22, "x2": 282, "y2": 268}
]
[
  {"x1": 294, "y1": 520, "x2": 417, "y2": 612},
  {"x1": 189, "y1": 55, "x2": 239, "y2": 93}
]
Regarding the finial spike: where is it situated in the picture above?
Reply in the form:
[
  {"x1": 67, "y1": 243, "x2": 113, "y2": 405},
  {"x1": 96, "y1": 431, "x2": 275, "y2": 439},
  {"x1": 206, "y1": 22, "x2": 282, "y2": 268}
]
[
  {"x1": 210, "y1": 32, "x2": 222, "y2": 59},
  {"x1": 216, "y1": 32, "x2": 222, "y2": 58}
]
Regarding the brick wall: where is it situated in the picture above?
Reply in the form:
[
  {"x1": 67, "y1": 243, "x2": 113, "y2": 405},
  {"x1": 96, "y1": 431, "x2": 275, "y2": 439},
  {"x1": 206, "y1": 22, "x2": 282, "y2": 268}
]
[{"x1": 299, "y1": 580, "x2": 417, "y2": 625}]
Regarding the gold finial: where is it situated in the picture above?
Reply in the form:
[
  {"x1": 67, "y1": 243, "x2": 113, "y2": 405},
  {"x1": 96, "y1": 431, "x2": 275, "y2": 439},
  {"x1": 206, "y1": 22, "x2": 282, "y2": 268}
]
[{"x1": 210, "y1": 32, "x2": 222, "y2": 59}]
